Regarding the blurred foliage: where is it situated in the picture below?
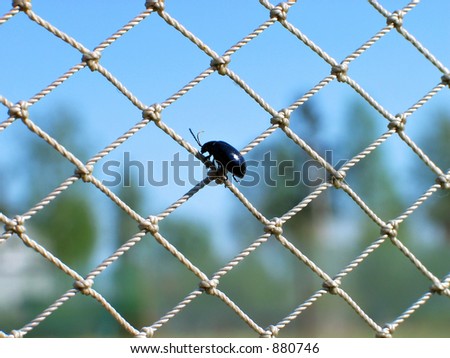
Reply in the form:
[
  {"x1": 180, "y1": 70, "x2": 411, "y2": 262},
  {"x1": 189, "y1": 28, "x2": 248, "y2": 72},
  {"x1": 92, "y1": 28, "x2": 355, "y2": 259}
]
[
  {"x1": 25, "y1": 109, "x2": 97, "y2": 268},
  {"x1": 415, "y1": 110, "x2": 450, "y2": 240},
  {"x1": 32, "y1": 193, "x2": 96, "y2": 267},
  {"x1": 232, "y1": 99, "x2": 450, "y2": 337},
  {"x1": 0, "y1": 103, "x2": 449, "y2": 337}
]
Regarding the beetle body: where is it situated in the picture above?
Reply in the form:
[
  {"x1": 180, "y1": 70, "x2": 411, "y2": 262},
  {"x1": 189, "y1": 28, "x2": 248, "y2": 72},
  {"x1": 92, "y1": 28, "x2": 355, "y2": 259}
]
[
  {"x1": 189, "y1": 129, "x2": 246, "y2": 181},
  {"x1": 201, "y1": 140, "x2": 246, "y2": 179}
]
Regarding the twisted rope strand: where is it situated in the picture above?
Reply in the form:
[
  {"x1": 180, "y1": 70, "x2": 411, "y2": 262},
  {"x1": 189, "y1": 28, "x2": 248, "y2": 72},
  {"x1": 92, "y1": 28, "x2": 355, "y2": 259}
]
[{"x1": 1, "y1": 0, "x2": 448, "y2": 337}]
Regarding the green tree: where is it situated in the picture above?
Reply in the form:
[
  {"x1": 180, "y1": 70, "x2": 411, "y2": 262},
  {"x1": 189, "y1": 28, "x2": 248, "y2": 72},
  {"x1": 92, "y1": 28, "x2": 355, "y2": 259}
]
[
  {"x1": 25, "y1": 108, "x2": 97, "y2": 269},
  {"x1": 110, "y1": 182, "x2": 224, "y2": 336},
  {"x1": 233, "y1": 100, "x2": 334, "y2": 335},
  {"x1": 415, "y1": 110, "x2": 450, "y2": 241},
  {"x1": 0, "y1": 107, "x2": 100, "y2": 337}
]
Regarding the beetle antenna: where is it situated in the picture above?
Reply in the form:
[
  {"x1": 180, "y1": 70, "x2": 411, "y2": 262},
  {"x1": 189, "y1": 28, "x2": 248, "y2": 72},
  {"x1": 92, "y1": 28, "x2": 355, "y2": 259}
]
[
  {"x1": 189, "y1": 128, "x2": 203, "y2": 147},
  {"x1": 189, "y1": 128, "x2": 201, "y2": 146},
  {"x1": 197, "y1": 131, "x2": 205, "y2": 144}
]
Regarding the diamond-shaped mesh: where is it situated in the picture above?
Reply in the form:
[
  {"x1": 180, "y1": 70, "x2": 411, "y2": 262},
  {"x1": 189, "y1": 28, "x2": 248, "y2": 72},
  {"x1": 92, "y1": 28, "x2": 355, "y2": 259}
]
[{"x1": 1, "y1": 0, "x2": 449, "y2": 338}]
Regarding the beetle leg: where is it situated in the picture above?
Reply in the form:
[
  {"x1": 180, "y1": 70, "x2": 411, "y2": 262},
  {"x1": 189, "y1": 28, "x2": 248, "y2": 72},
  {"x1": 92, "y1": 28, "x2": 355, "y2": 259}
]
[{"x1": 215, "y1": 163, "x2": 228, "y2": 179}]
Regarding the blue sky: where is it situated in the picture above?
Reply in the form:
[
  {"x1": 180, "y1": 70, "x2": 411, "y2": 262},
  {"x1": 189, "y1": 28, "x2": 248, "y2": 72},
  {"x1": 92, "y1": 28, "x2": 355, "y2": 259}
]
[{"x1": 1, "y1": 0, "x2": 450, "y2": 254}]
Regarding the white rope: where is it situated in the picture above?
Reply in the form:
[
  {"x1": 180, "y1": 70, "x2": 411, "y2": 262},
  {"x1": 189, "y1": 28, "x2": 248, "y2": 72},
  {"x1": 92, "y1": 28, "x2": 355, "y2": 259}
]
[{"x1": 0, "y1": 0, "x2": 448, "y2": 338}]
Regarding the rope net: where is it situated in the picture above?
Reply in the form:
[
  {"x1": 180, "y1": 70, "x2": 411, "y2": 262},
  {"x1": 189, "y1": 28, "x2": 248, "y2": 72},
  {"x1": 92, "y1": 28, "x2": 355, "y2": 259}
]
[{"x1": 1, "y1": 0, "x2": 449, "y2": 338}]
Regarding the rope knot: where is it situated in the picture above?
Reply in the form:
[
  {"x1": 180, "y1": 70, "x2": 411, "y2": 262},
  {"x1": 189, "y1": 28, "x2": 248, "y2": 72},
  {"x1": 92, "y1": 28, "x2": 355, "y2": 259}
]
[
  {"x1": 441, "y1": 73, "x2": 450, "y2": 88},
  {"x1": 139, "y1": 216, "x2": 159, "y2": 234},
  {"x1": 214, "y1": 177, "x2": 227, "y2": 185},
  {"x1": 210, "y1": 55, "x2": 230, "y2": 76},
  {"x1": 270, "y1": 2, "x2": 289, "y2": 21},
  {"x1": 10, "y1": 330, "x2": 25, "y2": 338},
  {"x1": 329, "y1": 170, "x2": 346, "y2": 189},
  {"x1": 322, "y1": 279, "x2": 339, "y2": 295},
  {"x1": 264, "y1": 217, "x2": 283, "y2": 236},
  {"x1": 436, "y1": 173, "x2": 450, "y2": 190},
  {"x1": 140, "y1": 326, "x2": 155, "y2": 338},
  {"x1": 4, "y1": 216, "x2": 26, "y2": 235},
  {"x1": 380, "y1": 220, "x2": 398, "y2": 239},
  {"x1": 74, "y1": 165, "x2": 93, "y2": 183},
  {"x1": 73, "y1": 278, "x2": 93, "y2": 295},
  {"x1": 388, "y1": 114, "x2": 407, "y2": 132},
  {"x1": 82, "y1": 51, "x2": 101, "y2": 71},
  {"x1": 8, "y1": 100, "x2": 29, "y2": 119},
  {"x1": 199, "y1": 279, "x2": 218, "y2": 294},
  {"x1": 142, "y1": 104, "x2": 162, "y2": 123},
  {"x1": 13, "y1": 0, "x2": 32, "y2": 12},
  {"x1": 376, "y1": 324, "x2": 393, "y2": 338},
  {"x1": 331, "y1": 63, "x2": 348, "y2": 82},
  {"x1": 386, "y1": 10, "x2": 404, "y2": 28},
  {"x1": 270, "y1": 109, "x2": 290, "y2": 128},
  {"x1": 145, "y1": 0, "x2": 165, "y2": 13},
  {"x1": 430, "y1": 281, "x2": 447, "y2": 295},
  {"x1": 260, "y1": 325, "x2": 279, "y2": 338}
]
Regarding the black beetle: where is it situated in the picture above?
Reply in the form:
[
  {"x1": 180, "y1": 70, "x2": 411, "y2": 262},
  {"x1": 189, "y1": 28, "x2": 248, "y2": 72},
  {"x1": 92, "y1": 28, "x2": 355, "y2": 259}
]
[{"x1": 189, "y1": 128, "x2": 246, "y2": 181}]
